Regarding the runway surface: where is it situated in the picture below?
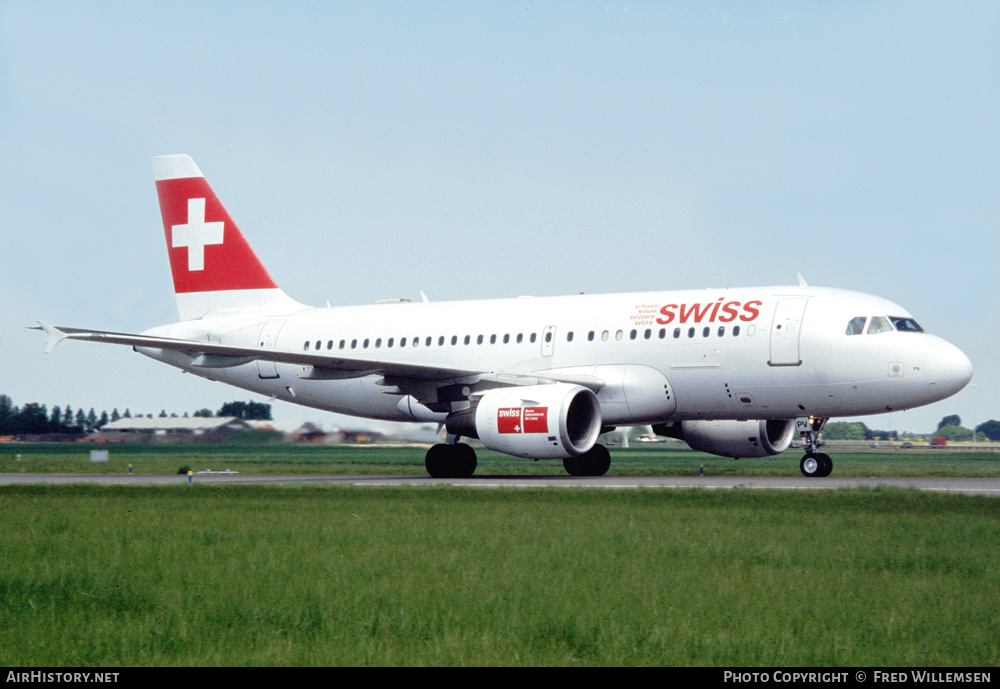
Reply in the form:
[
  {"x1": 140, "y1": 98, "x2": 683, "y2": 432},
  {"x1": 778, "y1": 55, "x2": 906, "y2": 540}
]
[{"x1": 1, "y1": 473, "x2": 999, "y2": 496}]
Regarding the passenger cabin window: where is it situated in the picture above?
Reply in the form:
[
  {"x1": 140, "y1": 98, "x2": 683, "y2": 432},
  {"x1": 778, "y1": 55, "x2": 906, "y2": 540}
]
[{"x1": 845, "y1": 317, "x2": 866, "y2": 335}]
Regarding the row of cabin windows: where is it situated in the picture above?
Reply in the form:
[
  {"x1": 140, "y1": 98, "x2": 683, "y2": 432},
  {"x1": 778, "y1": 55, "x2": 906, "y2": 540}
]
[
  {"x1": 302, "y1": 325, "x2": 743, "y2": 352},
  {"x1": 304, "y1": 332, "x2": 542, "y2": 351},
  {"x1": 589, "y1": 326, "x2": 742, "y2": 342}
]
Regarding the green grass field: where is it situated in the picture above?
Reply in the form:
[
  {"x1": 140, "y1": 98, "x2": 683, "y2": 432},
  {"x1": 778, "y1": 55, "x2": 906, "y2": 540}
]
[
  {"x1": 1, "y1": 483, "x2": 998, "y2": 666},
  {"x1": 2, "y1": 442, "x2": 999, "y2": 478}
]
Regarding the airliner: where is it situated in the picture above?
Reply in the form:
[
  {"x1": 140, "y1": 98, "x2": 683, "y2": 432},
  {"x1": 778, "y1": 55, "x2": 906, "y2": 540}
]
[{"x1": 38, "y1": 155, "x2": 973, "y2": 478}]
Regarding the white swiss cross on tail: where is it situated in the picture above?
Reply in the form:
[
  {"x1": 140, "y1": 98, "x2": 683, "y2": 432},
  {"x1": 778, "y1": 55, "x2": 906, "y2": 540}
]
[
  {"x1": 152, "y1": 154, "x2": 301, "y2": 322},
  {"x1": 171, "y1": 198, "x2": 224, "y2": 271}
]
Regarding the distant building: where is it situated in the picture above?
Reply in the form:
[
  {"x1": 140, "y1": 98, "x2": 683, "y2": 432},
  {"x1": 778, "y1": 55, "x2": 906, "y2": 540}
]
[{"x1": 248, "y1": 420, "x2": 341, "y2": 443}]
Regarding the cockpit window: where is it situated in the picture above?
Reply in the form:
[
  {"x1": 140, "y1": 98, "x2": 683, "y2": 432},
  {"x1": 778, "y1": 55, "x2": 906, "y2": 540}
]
[
  {"x1": 847, "y1": 315, "x2": 924, "y2": 336},
  {"x1": 867, "y1": 316, "x2": 893, "y2": 335},
  {"x1": 845, "y1": 316, "x2": 867, "y2": 335},
  {"x1": 890, "y1": 316, "x2": 923, "y2": 333}
]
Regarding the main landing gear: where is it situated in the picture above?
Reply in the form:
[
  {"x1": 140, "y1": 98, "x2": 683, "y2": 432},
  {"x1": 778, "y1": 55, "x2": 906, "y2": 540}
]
[
  {"x1": 424, "y1": 441, "x2": 613, "y2": 478},
  {"x1": 798, "y1": 417, "x2": 832, "y2": 478},
  {"x1": 563, "y1": 444, "x2": 612, "y2": 477},
  {"x1": 425, "y1": 442, "x2": 477, "y2": 479}
]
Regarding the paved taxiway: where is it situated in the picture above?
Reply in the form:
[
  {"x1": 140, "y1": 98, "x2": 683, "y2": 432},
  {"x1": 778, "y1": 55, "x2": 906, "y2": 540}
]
[{"x1": 1, "y1": 474, "x2": 998, "y2": 497}]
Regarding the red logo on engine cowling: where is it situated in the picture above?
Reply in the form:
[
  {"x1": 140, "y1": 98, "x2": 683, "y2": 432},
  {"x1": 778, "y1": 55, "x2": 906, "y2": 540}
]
[{"x1": 498, "y1": 407, "x2": 548, "y2": 434}]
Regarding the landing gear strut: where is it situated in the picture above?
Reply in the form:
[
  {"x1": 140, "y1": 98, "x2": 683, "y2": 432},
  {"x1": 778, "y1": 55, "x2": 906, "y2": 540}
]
[
  {"x1": 425, "y1": 442, "x2": 477, "y2": 479},
  {"x1": 798, "y1": 417, "x2": 832, "y2": 478}
]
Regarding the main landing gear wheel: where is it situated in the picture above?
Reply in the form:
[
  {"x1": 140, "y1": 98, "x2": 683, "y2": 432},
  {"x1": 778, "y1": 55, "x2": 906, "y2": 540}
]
[
  {"x1": 563, "y1": 444, "x2": 611, "y2": 477},
  {"x1": 800, "y1": 452, "x2": 832, "y2": 478},
  {"x1": 425, "y1": 443, "x2": 477, "y2": 479}
]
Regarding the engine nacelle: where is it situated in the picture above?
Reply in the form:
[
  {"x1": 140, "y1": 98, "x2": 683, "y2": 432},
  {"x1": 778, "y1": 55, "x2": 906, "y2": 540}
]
[
  {"x1": 447, "y1": 383, "x2": 603, "y2": 459},
  {"x1": 672, "y1": 419, "x2": 797, "y2": 459}
]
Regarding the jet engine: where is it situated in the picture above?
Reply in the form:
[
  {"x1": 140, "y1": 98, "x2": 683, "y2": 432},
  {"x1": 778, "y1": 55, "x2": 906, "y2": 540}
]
[
  {"x1": 446, "y1": 383, "x2": 603, "y2": 459},
  {"x1": 658, "y1": 419, "x2": 797, "y2": 459}
]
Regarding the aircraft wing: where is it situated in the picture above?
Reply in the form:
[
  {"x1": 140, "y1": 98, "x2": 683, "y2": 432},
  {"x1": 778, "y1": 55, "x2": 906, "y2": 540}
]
[{"x1": 34, "y1": 322, "x2": 605, "y2": 396}]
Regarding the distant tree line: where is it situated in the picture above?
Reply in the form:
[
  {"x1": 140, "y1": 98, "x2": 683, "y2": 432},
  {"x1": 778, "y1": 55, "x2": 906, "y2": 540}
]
[
  {"x1": 823, "y1": 415, "x2": 1000, "y2": 443},
  {"x1": 0, "y1": 394, "x2": 115, "y2": 436},
  {"x1": 0, "y1": 395, "x2": 271, "y2": 437},
  {"x1": 217, "y1": 401, "x2": 272, "y2": 420}
]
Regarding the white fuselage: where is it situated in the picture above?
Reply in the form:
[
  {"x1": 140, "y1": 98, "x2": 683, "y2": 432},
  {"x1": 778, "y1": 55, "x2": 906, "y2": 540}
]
[{"x1": 138, "y1": 285, "x2": 972, "y2": 427}]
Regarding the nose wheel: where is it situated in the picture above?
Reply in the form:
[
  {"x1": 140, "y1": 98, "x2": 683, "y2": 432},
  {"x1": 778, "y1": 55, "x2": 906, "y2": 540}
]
[{"x1": 800, "y1": 452, "x2": 832, "y2": 478}]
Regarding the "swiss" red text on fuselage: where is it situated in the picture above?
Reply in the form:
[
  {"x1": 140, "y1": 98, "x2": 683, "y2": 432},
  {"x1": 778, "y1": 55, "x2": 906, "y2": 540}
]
[{"x1": 655, "y1": 299, "x2": 762, "y2": 325}]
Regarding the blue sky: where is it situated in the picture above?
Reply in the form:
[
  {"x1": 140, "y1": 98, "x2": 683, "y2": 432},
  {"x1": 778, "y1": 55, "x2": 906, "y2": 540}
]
[{"x1": 1, "y1": 1, "x2": 997, "y2": 434}]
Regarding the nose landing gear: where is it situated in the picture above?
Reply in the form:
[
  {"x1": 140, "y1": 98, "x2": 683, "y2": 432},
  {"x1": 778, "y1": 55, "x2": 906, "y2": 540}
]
[{"x1": 798, "y1": 417, "x2": 832, "y2": 478}]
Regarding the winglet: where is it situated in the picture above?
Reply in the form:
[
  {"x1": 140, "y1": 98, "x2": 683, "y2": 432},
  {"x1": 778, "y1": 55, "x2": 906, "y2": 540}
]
[
  {"x1": 36, "y1": 321, "x2": 68, "y2": 354},
  {"x1": 797, "y1": 272, "x2": 808, "y2": 287}
]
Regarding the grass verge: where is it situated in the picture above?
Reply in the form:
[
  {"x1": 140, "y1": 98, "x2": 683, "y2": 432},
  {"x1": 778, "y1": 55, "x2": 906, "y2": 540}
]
[
  {"x1": 2, "y1": 443, "x2": 999, "y2": 477},
  {"x1": 0, "y1": 484, "x2": 997, "y2": 666}
]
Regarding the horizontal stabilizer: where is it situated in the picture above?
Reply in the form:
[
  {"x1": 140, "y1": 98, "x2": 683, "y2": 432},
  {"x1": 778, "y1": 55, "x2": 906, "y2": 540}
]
[{"x1": 35, "y1": 321, "x2": 68, "y2": 354}]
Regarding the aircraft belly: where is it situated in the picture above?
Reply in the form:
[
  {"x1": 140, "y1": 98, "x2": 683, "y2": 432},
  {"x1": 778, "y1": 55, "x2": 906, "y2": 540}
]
[
  {"x1": 289, "y1": 376, "x2": 412, "y2": 421},
  {"x1": 668, "y1": 365, "x2": 733, "y2": 418},
  {"x1": 663, "y1": 343, "x2": 733, "y2": 419},
  {"x1": 594, "y1": 365, "x2": 677, "y2": 425}
]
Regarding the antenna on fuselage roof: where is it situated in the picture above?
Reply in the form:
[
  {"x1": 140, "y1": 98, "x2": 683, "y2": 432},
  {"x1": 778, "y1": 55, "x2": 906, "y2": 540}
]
[
  {"x1": 420, "y1": 290, "x2": 430, "y2": 303},
  {"x1": 797, "y1": 273, "x2": 808, "y2": 287}
]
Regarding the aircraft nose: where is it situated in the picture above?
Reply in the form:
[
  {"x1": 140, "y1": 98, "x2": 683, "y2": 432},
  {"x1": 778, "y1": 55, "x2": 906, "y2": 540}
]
[{"x1": 925, "y1": 340, "x2": 973, "y2": 398}]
